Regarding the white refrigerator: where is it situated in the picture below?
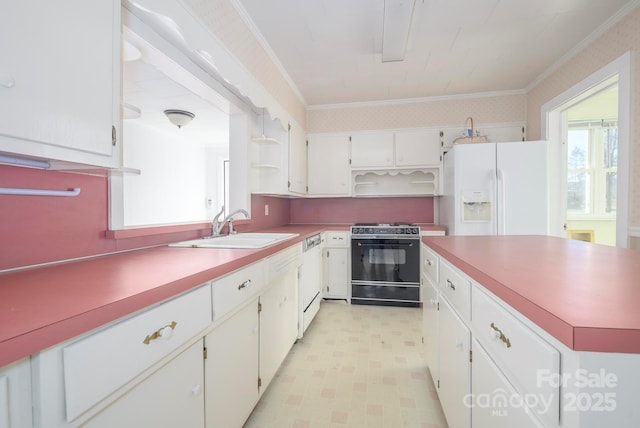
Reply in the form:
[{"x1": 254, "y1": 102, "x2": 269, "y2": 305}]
[{"x1": 439, "y1": 141, "x2": 548, "y2": 235}]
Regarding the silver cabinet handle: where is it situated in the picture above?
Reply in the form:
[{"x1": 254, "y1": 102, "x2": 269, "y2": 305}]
[
  {"x1": 238, "y1": 279, "x2": 251, "y2": 290},
  {"x1": 425, "y1": 259, "x2": 432, "y2": 266},
  {"x1": 446, "y1": 279, "x2": 456, "y2": 291}
]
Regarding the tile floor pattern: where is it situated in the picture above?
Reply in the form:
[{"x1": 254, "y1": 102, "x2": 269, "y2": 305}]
[{"x1": 244, "y1": 300, "x2": 448, "y2": 428}]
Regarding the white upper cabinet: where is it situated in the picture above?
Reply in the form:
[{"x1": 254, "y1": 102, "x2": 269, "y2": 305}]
[
  {"x1": 307, "y1": 135, "x2": 351, "y2": 196},
  {"x1": 395, "y1": 130, "x2": 441, "y2": 167},
  {"x1": 349, "y1": 130, "x2": 442, "y2": 169},
  {"x1": 350, "y1": 133, "x2": 394, "y2": 168},
  {"x1": 0, "y1": 0, "x2": 121, "y2": 168},
  {"x1": 288, "y1": 122, "x2": 307, "y2": 195}
]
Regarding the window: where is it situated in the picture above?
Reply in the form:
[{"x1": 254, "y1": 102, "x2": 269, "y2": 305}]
[{"x1": 567, "y1": 121, "x2": 617, "y2": 218}]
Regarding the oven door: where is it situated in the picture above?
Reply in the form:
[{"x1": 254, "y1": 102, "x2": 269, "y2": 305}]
[{"x1": 351, "y1": 238, "x2": 420, "y2": 284}]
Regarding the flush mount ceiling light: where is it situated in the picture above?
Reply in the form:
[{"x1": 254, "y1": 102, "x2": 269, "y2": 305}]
[
  {"x1": 382, "y1": 0, "x2": 417, "y2": 62},
  {"x1": 164, "y1": 109, "x2": 195, "y2": 128}
]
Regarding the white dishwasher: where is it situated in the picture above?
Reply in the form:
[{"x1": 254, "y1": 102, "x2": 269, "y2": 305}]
[{"x1": 298, "y1": 233, "x2": 322, "y2": 338}]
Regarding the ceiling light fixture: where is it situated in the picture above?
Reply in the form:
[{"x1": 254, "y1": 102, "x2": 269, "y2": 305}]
[
  {"x1": 164, "y1": 109, "x2": 195, "y2": 128},
  {"x1": 382, "y1": 0, "x2": 417, "y2": 62}
]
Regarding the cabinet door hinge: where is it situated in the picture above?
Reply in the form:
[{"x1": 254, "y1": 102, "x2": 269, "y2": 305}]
[
  {"x1": 258, "y1": 377, "x2": 262, "y2": 388},
  {"x1": 327, "y1": 286, "x2": 330, "y2": 293},
  {"x1": 349, "y1": 158, "x2": 352, "y2": 165},
  {"x1": 469, "y1": 350, "x2": 473, "y2": 363},
  {"x1": 306, "y1": 185, "x2": 308, "y2": 192},
  {"x1": 306, "y1": 139, "x2": 308, "y2": 146},
  {"x1": 437, "y1": 379, "x2": 440, "y2": 389},
  {"x1": 258, "y1": 302, "x2": 262, "y2": 313},
  {"x1": 421, "y1": 336, "x2": 424, "y2": 344},
  {"x1": 112, "y1": 125, "x2": 116, "y2": 146},
  {"x1": 288, "y1": 122, "x2": 291, "y2": 131},
  {"x1": 326, "y1": 250, "x2": 330, "y2": 257},
  {"x1": 288, "y1": 180, "x2": 291, "y2": 189},
  {"x1": 437, "y1": 302, "x2": 439, "y2": 311},
  {"x1": 203, "y1": 346, "x2": 208, "y2": 360}
]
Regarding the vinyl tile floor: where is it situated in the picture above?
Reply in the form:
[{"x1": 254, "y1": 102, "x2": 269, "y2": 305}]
[{"x1": 244, "y1": 299, "x2": 448, "y2": 428}]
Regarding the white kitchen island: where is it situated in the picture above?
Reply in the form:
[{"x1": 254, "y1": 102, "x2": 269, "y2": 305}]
[{"x1": 422, "y1": 235, "x2": 640, "y2": 428}]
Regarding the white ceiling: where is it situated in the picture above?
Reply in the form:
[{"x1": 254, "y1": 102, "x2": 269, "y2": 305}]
[
  {"x1": 122, "y1": 33, "x2": 230, "y2": 148},
  {"x1": 236, "y1": 0, "x2": 634, "y2": 105}
]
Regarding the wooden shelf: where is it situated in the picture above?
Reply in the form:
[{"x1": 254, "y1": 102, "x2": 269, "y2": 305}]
[{"x1": 251, "y1": 136, "x2": 280, "y2": 145}]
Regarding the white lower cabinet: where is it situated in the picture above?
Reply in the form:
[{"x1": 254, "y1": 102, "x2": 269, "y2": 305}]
[
  {"x1": 423, "y1": 243, "x2": 562, "y2": 428},
  {"x1": 259, "y1": 267, "x2": 299, "y2": 391},
  {"x1": 471, "y1": 338, "x2": 543, "y2": 428},
  {"x1": 323, "y1": 231, "x2": 350, "y2": 300},
  {"x1": 438, "y1": 298, "x2": 471, "y2": 428},
  {"x1": 81, "y1": 340, "x2": 205, "y2": 428},
  {"x1": 205, "y1": 298, "x2": 260, "y2": 428},
  {"x1": 0, "y1": 358, "x2": 32, "y2": 428},
  {"x1": 323, "y1": 247, "x2": 349, "y2": 299},
  {"x1": 422, "y1": 280, "x2": 439, "y2": 387}
]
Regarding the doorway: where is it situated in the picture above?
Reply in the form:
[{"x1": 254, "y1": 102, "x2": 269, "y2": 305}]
[
  {"x1": 564, "y1": 80, "x2": 618, "y2": 246},
  {"x1": 542, "y1": 52, "x2": 630, "y2": 248}
]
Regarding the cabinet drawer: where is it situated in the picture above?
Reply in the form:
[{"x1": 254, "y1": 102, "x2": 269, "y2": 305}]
[
  {"x1": 421, "y1": 244, "x2": 439, "y2": 285},
  {"x1": 438, "y1": 260, "x2": 471, "y2": 321},
  {"x1": 62, "y1": 285, "x2": 212, "y2": 421},
  {"x1": 325, "y1": 231, "x2": 349, "y2": 247},
  {"x1": 212, "y1": 260, "x2": 266, "y2": 321},
  {"x1": 472, "y1": 285, "x2": 559, "y2": 426}
]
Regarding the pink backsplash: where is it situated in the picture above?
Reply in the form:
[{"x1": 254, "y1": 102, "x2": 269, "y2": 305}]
[
  {"x1": 0, "y1": 165, "x2": 433, "y2": 270},
  {"x1": 290, "y1": 197, "x2": 434, "y2": 224}
]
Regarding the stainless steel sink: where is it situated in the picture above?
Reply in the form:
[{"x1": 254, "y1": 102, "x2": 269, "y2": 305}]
[{"x1": 169, "y1": 232, "x2": 299, "y2": 249}]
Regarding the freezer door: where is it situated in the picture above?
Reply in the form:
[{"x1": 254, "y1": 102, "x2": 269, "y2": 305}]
[
  {"x1": 496, "y1": 141, "x2": 548, "y2": 235},
  {"x1": 450, "y1": 143, "x2": 497, "y2": 235}
]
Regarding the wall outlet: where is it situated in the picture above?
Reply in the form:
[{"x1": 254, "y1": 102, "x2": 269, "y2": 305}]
[{"x1": 264, "y1": 204, "x2": 269, "y2": 216}]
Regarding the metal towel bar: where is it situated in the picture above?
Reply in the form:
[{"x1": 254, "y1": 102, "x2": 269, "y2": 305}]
[{"x1": 0, "y1": 187, "x2": 81, "y2": 197}]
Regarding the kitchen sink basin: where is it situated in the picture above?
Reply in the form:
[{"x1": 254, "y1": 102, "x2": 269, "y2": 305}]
[{"x1": 169, "y1": 232, "x2": 299, "y2": 249}]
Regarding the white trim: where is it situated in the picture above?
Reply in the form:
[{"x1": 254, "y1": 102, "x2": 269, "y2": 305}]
[
  {"x1": 629, "y1": 227, "x2": 640, "y2": 237},
  {"x1": 306, "y1": 121, "x2": 525, "y2": 137},
  {"x1": 541, "y1": 52, "x2": 631, "y2": 248},
  {"x1": 307, "y1": 89, "x2": 526, "y2": 111},
  {"x1": 527, "y1": 0, "x2": 640, "y2": 92},
  {"x1": 228, "y1": 0, "x2": 307, "y2": 106}
]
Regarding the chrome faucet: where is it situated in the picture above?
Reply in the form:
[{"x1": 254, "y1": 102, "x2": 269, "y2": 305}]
[{"x1": 211, "y1": 206, "x2": 250, "y2": 236}]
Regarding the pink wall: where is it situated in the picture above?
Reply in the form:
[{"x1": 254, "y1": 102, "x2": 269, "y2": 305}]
[
  {"x1": 1, "y1": 165, "x2": 434, "y2": 271},
  {"x1": 0, "y1": 166, "x2": 291, "y2": 271},
  {"x1": 290, "y1": 197, "x2": 434, "y2": 224}
]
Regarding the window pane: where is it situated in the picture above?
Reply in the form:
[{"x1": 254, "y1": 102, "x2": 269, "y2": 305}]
[
  {"x1": 606, "y1": 171, "x2": 617, "y2": 213},
  {"x1": 603, "y1": 127, "x2": 618, "y2": 168},
  {"x1": 568, "y1": 129, "x2": 589, "y2": 169},
  {"x1": 567, "y1": 171, "x2": 590, "y2": 213}
]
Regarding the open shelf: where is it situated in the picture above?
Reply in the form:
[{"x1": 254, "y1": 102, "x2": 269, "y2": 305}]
[
  {"x1": 353, "y1": 169, "x2": 438, "y2": 196},
  {"x1": 251, "y1": 136, "x2": 281, "y2": 145}
]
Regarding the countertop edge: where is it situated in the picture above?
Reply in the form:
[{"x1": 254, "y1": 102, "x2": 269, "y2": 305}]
[
  {"x1": 0, "y1": 225, "x2": 334, "y2": 367},
  {"x1": 421, "y1": 236, "x2": 640, "y2": 354}
]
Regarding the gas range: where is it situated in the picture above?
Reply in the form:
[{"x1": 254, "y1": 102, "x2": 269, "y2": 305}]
[{"x1": 350, "y1": 222, "x2": 420, "y2": 238}]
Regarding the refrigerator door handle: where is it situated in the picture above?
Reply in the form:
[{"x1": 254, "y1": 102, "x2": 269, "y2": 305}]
[{"x1": 497, "y1": 169, "x2": 506, "y2": 235}]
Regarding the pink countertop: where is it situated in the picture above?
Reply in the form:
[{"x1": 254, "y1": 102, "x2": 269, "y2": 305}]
[
  {"x1": 0, "y1": 225, "x2": 332, "y2": 367},
  {"x1": 422, "y1": 235, "x2": 640, "y2": 354}
]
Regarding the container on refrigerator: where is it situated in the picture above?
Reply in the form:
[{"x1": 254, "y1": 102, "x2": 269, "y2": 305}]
[{"x1": 439, "y1": 141, "x2": 548, "y2": 236}]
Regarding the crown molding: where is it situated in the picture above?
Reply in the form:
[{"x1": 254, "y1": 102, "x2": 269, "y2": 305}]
[
  {"x1": 228, "y1": 0, "x2": 307, "y2": 106},
  {"x1": 307, "y1": 89, "x2": 527, "y2": 111},
  {"x1": 527, "y1": 0, "x2": 640, "y2": 92}
]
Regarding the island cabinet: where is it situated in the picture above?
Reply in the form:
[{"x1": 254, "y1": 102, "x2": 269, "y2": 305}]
[
  {"x1": 0, "y1": 0, "x2": 121, "y2": 168},
  {"x1": 0, "y1": 358, "x2": 33, "y2": 428},
  {"x1": 421, "y1": 243, "x2": 555, "y2": 428},
  {"x1": 422, "y1": 239, "x2": 640, "y2": 428}
]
